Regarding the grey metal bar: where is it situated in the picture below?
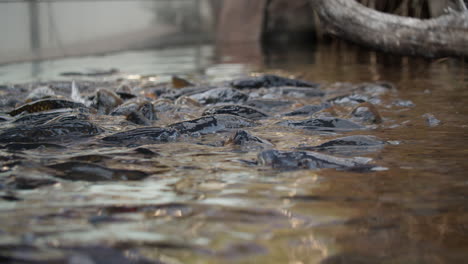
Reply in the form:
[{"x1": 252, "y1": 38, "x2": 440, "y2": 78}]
[
  {"x1": 28, "y1": 0, "x2": 42, "y2": 77},
  {"x1": 28, "y1": 0, "x2": 40, "y2": 53}
]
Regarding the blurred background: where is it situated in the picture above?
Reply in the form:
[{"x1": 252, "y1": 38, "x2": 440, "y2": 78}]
[
  {"x1": 0, "y1": 0, "x2": 226, "y2": 82},
  {"x1": 0, "y1": 0, "x2": 217, "y2": 64},
  {"x1": 2, "y1": 0, "x2": 465, "y2": 64},
  {"x1": 0, "y1": 0, "x2": 465, "y2": 82}
]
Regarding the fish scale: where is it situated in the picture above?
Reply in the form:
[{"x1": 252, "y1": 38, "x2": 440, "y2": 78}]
[{"x1": 9, "y1": 99, "x2": 87, "y2": 116}]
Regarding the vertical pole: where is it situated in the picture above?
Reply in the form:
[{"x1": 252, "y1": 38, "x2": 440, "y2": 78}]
[
  {"x1": 28, "y1": 0, "x2": 41, "y2": 77},
  {"x1": 455, "y1": 0, "x2": 467, "y2": 11},
  {"x1": 28, "y1": 0, "x2": 41, "y2": 56},
  {"x1": 195, "y1": 0, "x2": 202, "y2": 73}
]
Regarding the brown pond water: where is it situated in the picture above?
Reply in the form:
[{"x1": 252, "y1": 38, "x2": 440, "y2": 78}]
[{"x1": 0, "y1": 41, "x2": 468, "y2": 264}]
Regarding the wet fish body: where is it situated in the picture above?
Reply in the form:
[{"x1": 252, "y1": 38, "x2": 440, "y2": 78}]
[
  {"x1": 49, "y1": 162, "x2": 149, "y2": 181},
  {"x1": 278, "y1": 117, "x2": 364, "y2": 132},
  {"x1": 161, "y1": 86, "x2": 212, "y2": 100},
  {"x1": 246, "y1": 99, "x2": 294, "y2": 111},
  {"x1": 12, "y1": 109, "x2": 80, "y2": 125},
  {"x1": 0, "y1": 115, "x2": 12, "y2": 122},
  {"x1": 138, "y1": 101, "x2": 157, "y2": 121},
  {"x1": 125, "y1": 111, "x2": 152, "y2": 126},
  {"x1": 168, "y1": 114, "x2": 257, "y2": 135},
  {"x1": 225, "y1": 130, "x2": 273, "y2": 150},
  {"x1": 258, "y1": 149, "x2": 373, "y2": 171},
  {"x1": 328, "y1": 93, "x2": 374, "y2": 105},
  {"x1": 296, "y1": 135, "x2": 385, "y2": 155},
  {"x1": 283, "y1": 103, "x2": 331, "y2": 116},
  {"x1": 2, "y1": 142, "x2": 66, "y2": 151},
  {"x1": 172, "y1": 75, "x2": 194, "y2": 88},
  {"x1": 93, "y1": 88, "x2": 123, "y2": 114},
  {"x1": 231, "y1": 74, "x2": 320, "y2": 89},
  {"x1": 42, "y1": 112, "x2": 89, "y2": 124},
  {"x1": 110, "y1": 101, "x2": 141, "y2": 116},
  {"x1": 268, "y1": 86, "x2": 325, "y2": 97},
  {"x1": 110, "y1": 100, "x2": 156, "y2": 120},
  {"x1": 9, "y1": 99, "x2": 87, "y2": 116},
  {"x1": 0, "y1": 119, "x2": 103, "y2": 143},
  {"x1": 312, "y1": 135, "x2": 384, "y2": 148},
  {"x1": 189, "y1": 87, "x2": 248, "y2": 105},
  {"x1": 203, "y1": 104, "x2": 268, "y2": 120},
  {"x1": 423, "y1": 113, "x2": 441, "y2": 127},
  {"x1": 351, "y1": 102, "x2": 382, "y2": 124},
  {"x1": 101, "y1": 127, "x2": 179, "y2": 143}
]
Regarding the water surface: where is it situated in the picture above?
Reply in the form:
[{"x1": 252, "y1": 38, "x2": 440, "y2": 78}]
[{"x1": 0, "y1": 41, "x2": 467, "y2": 264}]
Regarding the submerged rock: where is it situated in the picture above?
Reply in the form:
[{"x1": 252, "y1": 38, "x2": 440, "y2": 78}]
[
  {"x1": 231, "y1": 74, "x2": 319, "y2": 89},
  {"x1": 101, "y1": 127, "x2": 179, "y2": 143},
  {"x1": 48, "y1": 162, "x2": 149, "y2": 181},
  {"x1": 8, "y1": 99, "x2": 87, "y2": 116},
  {"x1": 257, "y1": 149, "x2": 373, "y2": 171},
  {"x1": 189, "y1": 87, "x2": 248, "y2": 105},
  {"x1": 278, "y1": 117, "x2": 364, "y2": 132},
  {"x1": 283, "y1": 103, "x2": 331, "y2": 116},
  {"x1": 203, "y1": 104, "x2": 268, "y2": 120},
  {"x1": 296, "y1": 135, "x2": 385, "y2": 156},
  {"x1": 0, "y1": 119, "x2": 103, "y2": 143},
  {"x1": 168, "y1": 114, "x2": 257, "y2": 135}
]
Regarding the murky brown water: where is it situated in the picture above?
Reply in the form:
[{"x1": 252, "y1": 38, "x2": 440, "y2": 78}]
[{"x1": 1, "y1": 41, "x2": 467, "y2": 264}]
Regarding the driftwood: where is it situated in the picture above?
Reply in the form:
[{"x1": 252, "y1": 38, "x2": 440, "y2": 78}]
[{"x1": 311, "y1": 0, "x2": 468, "y2": 58}]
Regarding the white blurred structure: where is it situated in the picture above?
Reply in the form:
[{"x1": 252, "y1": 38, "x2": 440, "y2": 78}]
[{"x1": 0, "y1": 0, "x2": 216, "y2": 65}]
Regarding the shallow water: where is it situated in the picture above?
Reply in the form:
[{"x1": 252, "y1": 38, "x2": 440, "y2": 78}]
[{"x1": 1, "y1": 42, "x2": 467, "y2": 264}]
